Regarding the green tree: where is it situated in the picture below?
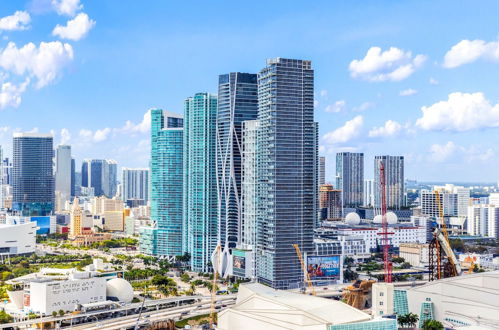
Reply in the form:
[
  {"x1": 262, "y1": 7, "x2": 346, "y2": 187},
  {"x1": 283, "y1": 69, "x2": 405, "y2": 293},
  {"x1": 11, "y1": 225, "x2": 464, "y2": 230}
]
[
  {"x1": 392, "y1": 256, "x2": 405, "y2": 264},
  {"x1": 58, "y1": 309, "x2": 65, "y2": 317},
  {"x1": 52, "y1": 311, "x2": 58, "y2": 318},
  {"x1": 406, "y1": 313, "x2": 419, "y2": 327},
  {"x1": 0, "y1": 310, "x2": 12, "y2": 324},
  {"x1": 423, "y1": 319, "x2": 444, "y2": 330}
]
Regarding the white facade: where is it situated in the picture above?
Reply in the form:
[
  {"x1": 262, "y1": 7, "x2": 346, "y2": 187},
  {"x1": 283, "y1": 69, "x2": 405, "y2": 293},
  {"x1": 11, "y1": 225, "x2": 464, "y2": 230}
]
[
  {"x1": 363, "y1": 179, "x2": 374, "y2": 207},
  {"x1": 55, "y1": 145, "x2": 73, "y2": 209},
  {"x1": 122, "y1": 168, "x2": 149, "y2": 203},
  {"x1": 372, "y1": 283, "x2": 394, "y2": 317},
  {"x1": 467, "y1": 204, "x2": 499, "y2": 237},
  {"x1": 29, "y1": 275, "x2": 107, "y2": 314},
  {"x1": 399, "y1": 243, "x2": 430, "y2": 267},
  {"x1": 421, "y1": 184, "x2": 470, "y2": 219},
  {"x1": 0, "y1": 220, "x2": 36, "y2": 255}
]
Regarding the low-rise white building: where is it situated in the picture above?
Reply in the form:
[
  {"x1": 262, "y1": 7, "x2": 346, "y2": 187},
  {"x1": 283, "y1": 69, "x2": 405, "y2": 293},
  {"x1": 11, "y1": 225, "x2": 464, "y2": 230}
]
[
  {"x1": 399, "y1": 243, "x2": 431, "y2": 268},
  {"x1": 0, "y1": 219, "x2": 36, "y2": 256}
]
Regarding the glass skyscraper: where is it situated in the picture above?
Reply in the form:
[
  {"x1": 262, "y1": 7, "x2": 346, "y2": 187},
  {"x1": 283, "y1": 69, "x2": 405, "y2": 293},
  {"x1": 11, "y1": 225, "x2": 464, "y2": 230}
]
[
  {"x1": 336, "y1": 152, "x2": 364, "y2": 208},
  {"x1": 81, "y1": 159, "x2": 117, "y2": 198},
  {"x1": 374, "y1": 155, "x2": 405, "y2": 209},
  {"x1": 150, "y1": 109, "x2": 184, "y2": 257},
  {"x1": 216, "y1": 72, "x2": 258, "y2": 250},
  {"x1": 55, "y1": 145, "x2": 73, "y2": 206},
  {"x1": 183, "y1": 93, "x2": 218, "y2": 272},
  {"x1": 256, "y1": 58, "x2": 318, "y2": 289},
  {"x1": 12, "y1": 133, "x2": 54, "y2": 216}
]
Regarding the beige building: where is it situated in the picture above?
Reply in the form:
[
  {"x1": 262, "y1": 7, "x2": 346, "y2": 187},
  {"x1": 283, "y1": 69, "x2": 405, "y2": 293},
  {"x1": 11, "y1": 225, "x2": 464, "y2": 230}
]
[
  {"x1": 69, "y1": 197, "x2": 82, "y2": 238},
  {"x1": 91, "y1": 196, "x2": 124, "y2": 214},
  {"x1": 399, "y1": 243, "x2": 431, "y2": 268}
]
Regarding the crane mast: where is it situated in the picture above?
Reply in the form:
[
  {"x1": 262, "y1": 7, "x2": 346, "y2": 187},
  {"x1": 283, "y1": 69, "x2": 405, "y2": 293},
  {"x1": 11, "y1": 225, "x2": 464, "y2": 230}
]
[
  {"x1": 293, "y1": 244, "x2": 316, "y2": 295},
  {"x1": 379, "y1": 161, "x2": 392, "y2": 283}
]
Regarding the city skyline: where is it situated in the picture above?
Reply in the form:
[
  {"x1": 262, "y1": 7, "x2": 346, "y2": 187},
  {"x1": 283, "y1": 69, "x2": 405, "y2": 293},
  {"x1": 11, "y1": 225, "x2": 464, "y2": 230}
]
[{"x1": 2, "y1": 1, "x2": 499, "y2": 182}]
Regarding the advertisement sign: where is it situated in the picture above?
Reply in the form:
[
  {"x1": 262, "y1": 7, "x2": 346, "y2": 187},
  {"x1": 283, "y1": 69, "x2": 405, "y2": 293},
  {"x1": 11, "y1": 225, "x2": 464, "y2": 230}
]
[
  {"x1": 233, "y1": 249, "x2": 246, "y2": 270},
  {"x1": 307, "y1": 255, "x2": 341, "y2": 279}
]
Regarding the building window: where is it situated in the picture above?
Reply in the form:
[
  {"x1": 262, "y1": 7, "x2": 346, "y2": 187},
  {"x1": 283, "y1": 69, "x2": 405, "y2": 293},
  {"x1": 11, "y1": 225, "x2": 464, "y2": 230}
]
[
  {"x1": 380, "y1": 302, "x2": 383, "y2": 306},
  {"x1": 380, "y1": 292, "x2": 384, "y2": 296}
]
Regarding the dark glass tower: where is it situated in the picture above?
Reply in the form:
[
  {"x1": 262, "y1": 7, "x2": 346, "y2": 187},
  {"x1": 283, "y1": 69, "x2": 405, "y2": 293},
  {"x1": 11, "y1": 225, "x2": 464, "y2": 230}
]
[
  {"x1": 336, "y1": 152, "x2": 364, "y2": 208},
  {"x1": 12, "y1": 133, "x2": 54, "y2": 216},
  {"x1": 216, "y1": 72, "x2": 258, "y2": 250},
  {"x1": 256, "y1": 58, "x2": 318, "y2": 289}
]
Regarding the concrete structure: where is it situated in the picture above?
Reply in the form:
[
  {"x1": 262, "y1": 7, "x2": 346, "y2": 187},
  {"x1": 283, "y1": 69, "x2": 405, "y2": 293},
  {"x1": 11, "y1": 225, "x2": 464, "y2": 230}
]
[
  {"x1": 319, "y1": 184, "x2": 342, "y2": 221},
  {"x1": 122, "y1": 168, "x2": 149, "y2": 204},
  {"x1": 12, "y1": 133, "x2": 54, "y2": 216},
  {"x1": 81, "y1": 159, "x2": 118, "y2": 198},
  {"x1": 363, "y1": 179, "x2": 374, "y2": 207},
  {"x1": 69, "y1": 198, "x2": 82, "y2": 238},
  {"x1": 256, "y1": 58, "x2": 318, "y2": 290},
  {"x1": 421, "y1": 185, "x2": 470, "y2": 221},
  {"x1": 218, "y1": 283, "x2": 396, "y2": 330},
  {"x1": 467, "y1": 204, "x2": 499, "y2": 237},
  {"x1": 0, "y1": 219, "x2": 36, "y2": 256},
  {"x1": 183, "y1": 93, "x2": 218, "y2": 272},
  {"x1": 399, "y1": 243, "x2": 431, "y2": 268},
  {"x1": 55, "y1": 145, "x2": 74, "y2": 210},
  {"x1": 374, "y1": 155, "x2": 404, "y2": 209},
  {"x1": 336, "y1": 152, "x2": 363, "y2": 208},
  {"x1": 217, "y1": 72, "x2": 258, "y2": 251},
  {"x1": 372, "y1": 283, "x2": 394, "y2": 317},
  {"x1": 319, "y1": 156, "x2": 326, "y2": 186}
]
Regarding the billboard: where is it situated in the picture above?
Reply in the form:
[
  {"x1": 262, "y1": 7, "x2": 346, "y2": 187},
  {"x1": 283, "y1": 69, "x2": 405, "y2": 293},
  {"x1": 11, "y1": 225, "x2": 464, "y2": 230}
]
[
  {"x1": 31, "y1": 216, "x2": 51, "y2": 235},
  {"x1": 307, "y1": 255, "x2": 341, "y2": 279}
]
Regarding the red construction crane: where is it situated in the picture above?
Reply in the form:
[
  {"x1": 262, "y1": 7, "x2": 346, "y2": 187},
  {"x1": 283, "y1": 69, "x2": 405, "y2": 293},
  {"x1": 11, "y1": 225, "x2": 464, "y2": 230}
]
[{"x1": 379, "y1": 160, "x2": 392, "y2": 283}]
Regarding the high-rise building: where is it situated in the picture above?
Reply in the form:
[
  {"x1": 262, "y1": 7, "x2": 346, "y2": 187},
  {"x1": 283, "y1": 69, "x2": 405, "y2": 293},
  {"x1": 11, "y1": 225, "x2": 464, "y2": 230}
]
[
  {"x1": 122, "y1": 168, "x2": 149, "y2": 204},
  {"x1": 2, "y1": 156, "x2": 12, "y2": 186},
  {"x1": 150, "y1": 109, "x2": 184, "y2": 257},
  {"x1": 319, "y1": 156, "x2": 326, "y2": 186},
  {"x1": 336, "y1": 152, "x2": 364, "y2": 208},
  {"x1": 216, "y1": 72, "x2": 258, "y2": 250},
  {"x1": 241, "y1": 120, "x2": 259, "y2": 277},
  {"x1": 256, "y1": 58, "x2": 318, "y2": 289},
  {"x1": 363, "y1": 179, "x2": 374, "y2": 207},
  {"x1": 374, "y1": 155, "x2": 404, "y2": 209},
  {"x1": 81, "y1": 159, "x2": 117, "y2": 198},
  {"x1": 467, "y1": 204, "x2": 499, "y2": 237},
  {"x1": 55, "y1": 145, "x2": 73, "y2": 208},
  {"x1": 319, "y1": 184, "x2": 342, "y2": 220},
  {"x1": 420, "y1": 184, "x2": 470, "y2": 218},
  {"x1": 183, "y1": 93, "x2": 218, "y2": 272},
  {"x1": 12, "y1": 133, "x2": 54, "y2": 216},
  {"x1": 0, "y1": 146, "x2": 3, "y2": 209}
]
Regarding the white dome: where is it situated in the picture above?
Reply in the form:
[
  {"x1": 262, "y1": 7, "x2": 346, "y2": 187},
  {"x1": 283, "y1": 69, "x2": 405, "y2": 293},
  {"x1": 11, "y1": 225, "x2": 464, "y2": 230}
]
[
  {"x1": 386, "y1": 212, "x2": 398, "y2": 224},
  {"x1": 106, "y1": 278, "x2": 134, "y2": 303},
  {"x1": 345, "y1": 212, "x2": 361, "y2": 225},
  {"x1": 373, "y1": 215, "x2": 383, "y2": 224}
]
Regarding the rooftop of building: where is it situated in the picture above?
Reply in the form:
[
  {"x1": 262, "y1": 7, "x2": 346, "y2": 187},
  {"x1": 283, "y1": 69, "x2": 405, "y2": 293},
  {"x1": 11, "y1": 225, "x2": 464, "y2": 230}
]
[{"x1": 12, "y1": 132, "x2": 53, "y2": 138}]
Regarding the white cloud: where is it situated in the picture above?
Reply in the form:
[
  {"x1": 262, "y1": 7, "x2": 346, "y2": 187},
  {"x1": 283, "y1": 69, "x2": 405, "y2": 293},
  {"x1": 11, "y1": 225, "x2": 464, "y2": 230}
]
[
  {"x1": 52, "y1": 0, "x2": 82, "y2": 16},
  {"x1": 314, "y1": 100, "x2": 319, "y2": 108},
  {"x1": 0, "y1": 79, "x2": 29, "y2": 109},
  {"x1": 52, "y1": 12, "x2": 95, "y2": 41},
  {"x1": 443, "y1": 39, "x2": 499, "y2": 68},
  {"x1": 323, "y1": 115, "x2": 363, "y2": 144},
  {"x1": 93, "y1": 128, "x2": 111, "y2": 142},
  {"x1": 429, "y1": 77, "x2": 438, "y2": 85},
  {"x1": 416, "y1": 92, "x2": 499, "y2": 131},
  {"x1": 368, "y1": 120, "x2": 403, "y2": 138},
  {"x1": 352, "y1": 101, "x2": 375, "y2": 112},
  {"x1": 0, "y1": 11, "x2": 30, "y2": 31},
  {"x1": 320, "y1": 90, "x2": 328, "y2": 98},
  {"x1": 78, "y1": 128, "x2": 110, "y2": 143},
  {"x1": 0, "y1": 41, "x2": 74, "y2": 88},
  {"x1": 60, "y1": 128, "x2": 71, "y2": 144},
  {"x1": 400, "y1": 88, "x2": 417, "y2": 96},
  {"x1": 118, "y1": 110, "x2": 151, "y2": 134},
  {"x1": 325, "y1": 100, "x2": 346, "y2": 113},
  {"x1": 429, "y1": 141, "x2": 457, "y2": 162},
  {"x1": 349, "y1": 46, "x2": 427, "y2": 82}
]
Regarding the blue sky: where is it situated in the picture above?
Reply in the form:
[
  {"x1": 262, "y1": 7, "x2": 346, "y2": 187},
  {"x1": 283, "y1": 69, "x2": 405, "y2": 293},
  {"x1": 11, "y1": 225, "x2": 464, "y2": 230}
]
[{"x1": 1, "y1": 0, "x2": 499, "y2": 182}]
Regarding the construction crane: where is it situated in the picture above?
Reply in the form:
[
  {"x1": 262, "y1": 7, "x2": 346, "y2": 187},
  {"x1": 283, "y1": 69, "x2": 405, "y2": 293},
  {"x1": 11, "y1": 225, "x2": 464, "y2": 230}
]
[
  {"x1": 293, "y1": 244, "x2": 316, "y2": 296},
  {"x1": 429, "y1": 190, "x2": 461, "y2": 281},
  {"x1": 210, "y1": 245, "x2": 221, "y2": 328},
  {"x1": 378, "y1": 161, "x2": 392, "y2": 283}
]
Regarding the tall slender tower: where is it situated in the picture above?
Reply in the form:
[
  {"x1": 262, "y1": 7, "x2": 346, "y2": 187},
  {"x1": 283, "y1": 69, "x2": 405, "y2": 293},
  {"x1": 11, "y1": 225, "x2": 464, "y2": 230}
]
[
  {"x1": 216, "y1": 72, "x2": 258, "y2": 250},
  {"x1": 256, "y1": 58, "x2": 318, "y2": 289},
  {"x1": 69, "y1": 197, "x2": 82, "y2": 238},
  {"x1": 374, "y1": 155, "x2": 404, "y2": 210},
  {"x1": 150, "y1": 109, "x2": 184, "y2": 257},
  {"x1": 55, "y1": 145, "x2": 73, "y2": 207},
  {"x1": 12, "y1": 133, "x2": 54, "y2": 216},
  {"x1": 183, "y1": 93, "x2": 218, "y2": 272},
  {"x1": 336, "y1": 152, "x2": 364, "y2": 208}
]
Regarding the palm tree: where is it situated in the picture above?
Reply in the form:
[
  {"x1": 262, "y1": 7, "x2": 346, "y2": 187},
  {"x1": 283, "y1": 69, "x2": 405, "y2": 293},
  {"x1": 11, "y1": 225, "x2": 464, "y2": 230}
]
[
  {"x1": 398, "y1": 314, "x2": 408, "y2": 327},
  {"x1": 423, "y1": 319, "x2": 444, "y2": 330},
  {"x1": 407, "y1": 313, "x2": 419, "y2": 327}
]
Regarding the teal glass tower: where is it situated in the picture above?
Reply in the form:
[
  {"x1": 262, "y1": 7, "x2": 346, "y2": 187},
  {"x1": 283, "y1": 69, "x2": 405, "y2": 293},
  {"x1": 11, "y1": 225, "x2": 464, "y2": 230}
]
[
  {"x1": 183, "y1": 93, "x2": 218, "y2": 272},
  {"x1": 150, "y1": 109, "x2": 184, "y2": 257}
]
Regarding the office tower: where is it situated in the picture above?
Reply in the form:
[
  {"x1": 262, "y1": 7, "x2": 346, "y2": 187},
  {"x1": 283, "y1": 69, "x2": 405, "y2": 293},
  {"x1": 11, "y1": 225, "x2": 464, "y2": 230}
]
[
  {"x1": 0, "y1": 146, "x2": 3, "y2": 209},
  {"x1": 150, "y1": 109, "x2": 184, "y2": 257},
  {"x1": 122, "y1": 168, "x2": 149, "y2": 204},
  {"x1": 71, "y1": 158, "x2": 75, "y2": 197},
  {"x1": 319, "y1": 156, "x2": 326, "y2": 186},
  {"x1": 81, "y1": 159, "x2": 117, "y2": 198},
  {"x1": 2, "y1": 157, "x2": 12, "y2": 185},
  {"x1": 12, "y1": 133, "x2": 54, "y2": 216},
  {"x1": 336, "y1": 152, "x2": 364, "y2": 208},
  {"x1": 363, "y1": 179, "x2": 374, "y2": 207},
  {"x1": 319, "y1": 184, "x2": 342, "y2": 220},
  {"x1": 69, "y1": 197, "x2": 82, "y2": 238},
  {"x1": 241, "y1": 120, "x2": 259, "y2": 278},
  {"x1": 256, "y1": 58, "x2": 317, "y2": 289},
  {"x1": 74, "y1": 171, "x2": 82, "y2": 196},
  {"x1": 55, "y1": 145, "x2": 73, "y2": 207},
  {"x1": 217, "y1": 72, "x2": 258, "y2": 250},
  {"x1": 374, "y1": 155, "x2": 404, "y2": 209},
  {"x1": 183, "y1": 93, "x2": 218, "y2": 272}
]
